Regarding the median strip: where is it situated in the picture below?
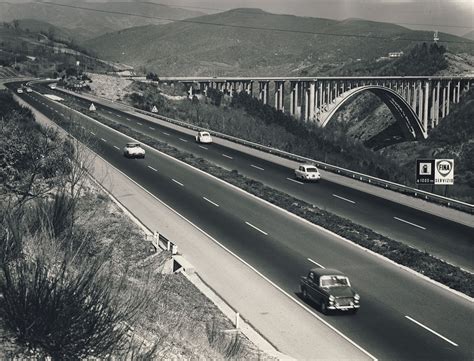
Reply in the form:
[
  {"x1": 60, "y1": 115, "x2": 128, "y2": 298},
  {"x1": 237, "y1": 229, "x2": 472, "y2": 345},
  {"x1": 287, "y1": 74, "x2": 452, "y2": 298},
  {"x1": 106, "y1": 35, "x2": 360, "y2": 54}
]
[
  {"x1": 405, "y1": 316, "x2": 458, "y2": 347},
  {"x1": 394, "y1": 217, "x2": 426, "y2": 230},
  {"x1": 245, "y1": 221, "x2": 268, "y2": 235}
]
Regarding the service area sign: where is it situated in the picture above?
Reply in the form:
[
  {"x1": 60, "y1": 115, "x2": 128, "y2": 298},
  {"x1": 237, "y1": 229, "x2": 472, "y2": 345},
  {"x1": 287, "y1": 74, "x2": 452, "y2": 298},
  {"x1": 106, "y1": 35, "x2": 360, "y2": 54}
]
[{"x1": 416, "y1": 159, "x2": 454, "y2": 185}]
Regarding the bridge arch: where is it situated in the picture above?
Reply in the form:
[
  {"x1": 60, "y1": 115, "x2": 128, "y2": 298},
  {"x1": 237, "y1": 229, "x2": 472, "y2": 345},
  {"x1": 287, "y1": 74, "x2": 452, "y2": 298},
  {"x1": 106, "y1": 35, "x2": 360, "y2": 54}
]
[{"x1": 319, "y1": 85, "x2": 427, "y2": 140}]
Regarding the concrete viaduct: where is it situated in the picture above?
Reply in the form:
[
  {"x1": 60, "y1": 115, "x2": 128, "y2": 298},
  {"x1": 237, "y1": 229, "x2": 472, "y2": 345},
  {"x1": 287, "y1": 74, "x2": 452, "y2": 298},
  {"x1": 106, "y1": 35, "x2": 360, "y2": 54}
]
[{"x1": 159, "y1": 76, "x2": 474, "y2": 140}]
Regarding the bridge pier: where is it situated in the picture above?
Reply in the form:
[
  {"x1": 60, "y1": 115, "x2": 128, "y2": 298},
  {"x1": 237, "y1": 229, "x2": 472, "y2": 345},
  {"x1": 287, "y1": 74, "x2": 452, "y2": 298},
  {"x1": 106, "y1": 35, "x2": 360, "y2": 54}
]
[
  {"x1": 274, "y1": 81, "x2": 285, "y2": 111},
  {"x1": 258, "y1": 81, "x2": 269, "y2": 105}
]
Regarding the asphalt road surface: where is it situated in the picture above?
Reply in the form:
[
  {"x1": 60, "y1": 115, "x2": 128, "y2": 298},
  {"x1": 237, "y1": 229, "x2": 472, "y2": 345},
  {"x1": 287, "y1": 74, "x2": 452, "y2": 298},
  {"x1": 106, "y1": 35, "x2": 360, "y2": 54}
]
[{"x1": 9, "y1": 82, "x2": 473, "y2": 360}]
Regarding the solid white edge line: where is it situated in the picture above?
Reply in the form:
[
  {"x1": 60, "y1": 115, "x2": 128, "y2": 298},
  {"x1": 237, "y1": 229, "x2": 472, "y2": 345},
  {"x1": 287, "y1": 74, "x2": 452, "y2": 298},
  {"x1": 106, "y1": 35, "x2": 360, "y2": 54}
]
[
  {"x1": 287, "y1": 177, "x2": 304, "y2": 185},
  {"x1": 179, "y1": 138, "x2": 188, "y2": 142},
  {"x1": 222, "y1": 154, "x2": 233, "y2": 159},
  {"x1": 19, "y1": 92, "x2": 378, "y2": 361},
  {"x1": 307, "y1": 258, "x2": 325, "y2": 268},
  {"x1": 147, "y1": 165, "x2": 158, "y2": 172},
  {"x1": 405, "y1": 316, "x2": 458, "y2": 347},
  {"x1": 203, "y1": 197, "x2": 219, "y2": 207},
  {"x1": 333, "y1": 194, "x2": 356, "y2": 204},
  {"x1": 394, "y1": 217, "x2": 426, "y2": 230},
  {"x1": 245, "y1": 221, "x2": 268, "y2": 236},
  {"x1": 172, "y1": 179, "x2": 184, "y2": 187},
  {"x1": 113, "y1": 146, "x2": 120, "y2": 150},
  {"x1": 199, "y1": 145, "x2": 208, "y2": 150},
  {"x1": 250, "y1": 164, "x2": 265, "y2": 171}
]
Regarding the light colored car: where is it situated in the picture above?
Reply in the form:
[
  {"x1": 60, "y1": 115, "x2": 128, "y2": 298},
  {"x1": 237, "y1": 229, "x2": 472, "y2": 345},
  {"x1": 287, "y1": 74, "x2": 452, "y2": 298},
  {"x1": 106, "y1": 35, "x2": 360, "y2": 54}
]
[
  {"x1": 295, "y1": 164, "x2": 321, "y2": 181},
  {"x1": 195, "y1": 131, "x2": 213, "y2": 144},
  {"x1": 25, "y1": 87, "x2": 33, "y2": 93},
  {"x1": 49, "y1": 83, "x2": 57, "y2": 89},
  {"x1": 16, "y1": 88, "x2": 24, "y2": 94},
  {"x1": 123, "y1": 143, "x2": 145, "y2": 159}
]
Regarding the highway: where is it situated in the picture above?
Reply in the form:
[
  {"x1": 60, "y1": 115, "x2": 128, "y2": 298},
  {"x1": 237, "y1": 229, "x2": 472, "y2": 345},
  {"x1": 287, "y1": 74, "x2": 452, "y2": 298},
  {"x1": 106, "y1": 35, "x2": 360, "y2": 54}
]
[
  {"x1": 9, "y1": 82, "x2": 474, "y2": 360},
  {"x1": 32, "y1": 83, "x2": 474, "y2": 272}
]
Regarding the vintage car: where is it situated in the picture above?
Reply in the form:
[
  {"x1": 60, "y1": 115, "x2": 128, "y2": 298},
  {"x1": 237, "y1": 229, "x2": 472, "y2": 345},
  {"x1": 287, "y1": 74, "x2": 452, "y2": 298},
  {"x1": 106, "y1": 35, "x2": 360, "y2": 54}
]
[
  {"x1": 300, "y1": 268, "x2": 360, "y2": 314},
  {"x1": 123, "y1": 143, "x2": 145, "y2": 159},
  {"x1": 294, "y1": 164, "x2": 321, "y2": 181},
  {"x1": 195, "y1": 131, "x2": 213, "y2": 144}
]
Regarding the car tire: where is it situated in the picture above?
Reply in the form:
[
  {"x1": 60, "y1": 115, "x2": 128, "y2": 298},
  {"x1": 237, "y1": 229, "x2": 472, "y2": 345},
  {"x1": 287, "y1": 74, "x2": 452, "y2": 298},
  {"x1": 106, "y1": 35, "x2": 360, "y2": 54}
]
[
  {"x1": 301, "y1": 287, "x2": 308, "y2": 300},
  {"x1": 321, "y1": 302, "x2": 328, "y2": 315}
]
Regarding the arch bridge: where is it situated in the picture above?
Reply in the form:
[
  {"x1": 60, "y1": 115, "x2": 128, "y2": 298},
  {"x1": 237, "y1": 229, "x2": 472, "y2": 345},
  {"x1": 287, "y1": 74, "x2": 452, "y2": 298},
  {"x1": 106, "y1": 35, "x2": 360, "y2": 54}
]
[{"x1": 159, "y1": 76, "x2": 474, "y2": 140}]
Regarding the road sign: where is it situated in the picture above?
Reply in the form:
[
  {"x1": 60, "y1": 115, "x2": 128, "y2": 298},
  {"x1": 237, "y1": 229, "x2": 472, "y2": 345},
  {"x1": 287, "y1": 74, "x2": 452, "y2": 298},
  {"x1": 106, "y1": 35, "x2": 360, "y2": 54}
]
[
  {"x1": 434, "y1": 159, "x2": 454, "y2": 185},
  {"x1": 416, "y1": 159, "x2": 434, "y2": 184},
  {"x1": 151, "y1": 105, "x2": 158, "y2": 113},
  {"x1": 89, "y1": 103, "x2": 96, "y2": 111},
  {"x1": 416, "y1": 159, "x2": 454, "y2": 185}
]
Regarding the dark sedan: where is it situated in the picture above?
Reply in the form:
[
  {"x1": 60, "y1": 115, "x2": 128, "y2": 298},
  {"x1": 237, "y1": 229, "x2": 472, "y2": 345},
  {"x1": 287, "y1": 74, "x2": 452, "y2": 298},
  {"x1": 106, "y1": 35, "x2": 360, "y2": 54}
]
[{"x1": 300, "y1": 268, "x2": 360, "y2": 314}]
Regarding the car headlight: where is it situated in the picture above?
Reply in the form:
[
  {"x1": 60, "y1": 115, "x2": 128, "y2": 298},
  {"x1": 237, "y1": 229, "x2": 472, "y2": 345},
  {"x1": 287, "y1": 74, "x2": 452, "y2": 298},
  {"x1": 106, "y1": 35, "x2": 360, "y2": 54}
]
[{"x1": 354, "y1": 294, "x2": 360, "y2": 301}]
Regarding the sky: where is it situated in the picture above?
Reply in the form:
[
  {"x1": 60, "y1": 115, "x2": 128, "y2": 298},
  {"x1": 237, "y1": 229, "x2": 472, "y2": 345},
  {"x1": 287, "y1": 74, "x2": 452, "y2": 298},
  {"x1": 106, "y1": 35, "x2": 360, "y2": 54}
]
[{"x1": 146, "y1": 0, "x2": 473, "y2": 36}]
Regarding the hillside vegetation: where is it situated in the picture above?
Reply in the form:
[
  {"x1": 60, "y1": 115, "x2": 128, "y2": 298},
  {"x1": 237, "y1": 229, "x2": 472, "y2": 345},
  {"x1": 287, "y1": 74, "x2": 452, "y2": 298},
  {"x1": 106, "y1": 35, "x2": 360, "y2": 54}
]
[
  {"x1": 0, "y1": 2, "x2": 204, "y2": 41},
  {"x1": 84, "y1": 8, "x2": 473, "y2": 76}
]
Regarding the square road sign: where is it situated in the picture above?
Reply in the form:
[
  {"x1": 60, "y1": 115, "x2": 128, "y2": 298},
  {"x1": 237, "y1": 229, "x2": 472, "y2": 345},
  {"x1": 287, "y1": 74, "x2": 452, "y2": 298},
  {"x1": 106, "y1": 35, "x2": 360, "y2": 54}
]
[{"x1": 416, "y1": 159, "x2": 434, "y2": 184}]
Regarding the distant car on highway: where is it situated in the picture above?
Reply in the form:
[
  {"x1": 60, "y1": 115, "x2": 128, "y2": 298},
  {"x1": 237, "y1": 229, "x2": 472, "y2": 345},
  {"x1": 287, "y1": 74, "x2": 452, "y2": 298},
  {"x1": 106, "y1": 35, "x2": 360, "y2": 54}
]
[
  {"x1": 300, "y1": 268, "x2": 360, "y2": 315},
  {"x1": 25, "y1": 87, "x2": 33, "y2": 93},
  {"x1": 195, "y1": 131, "x2": 213, "y2": 144},
  {"x1": 16, "y1": 88, "x2": 24, "y2": 94},
  {"x1": 49, "y1": 83, "x2": 57, "y2": 90},
  {"x1": 123, "y1": 143, "x2": 145, "y2": 159},
  {"x1": 295, "y1": 164, "x2": 321, "y2": 181}
]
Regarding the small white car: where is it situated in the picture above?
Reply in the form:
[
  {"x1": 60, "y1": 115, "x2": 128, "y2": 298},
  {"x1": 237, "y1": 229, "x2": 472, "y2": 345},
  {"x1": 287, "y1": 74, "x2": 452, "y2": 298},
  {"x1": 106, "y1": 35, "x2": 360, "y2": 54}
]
[
  {"x1": 295, "y1": 164, "x2": 321, "y2": 182},
  {"x1": 25, "y1": 87, "x2": 33, "y2": 93},
  {"x1": 49, "y1": 83, "x2": 57, "y2": 89},
  {"x1": 123, "y1": 143, "x2": 145, "y2": 159},
  {"x1": 195, "y1": 131, "x2": 213, "y2": 144},
  {"x1": 16, "y1": 88, "x2": 24, "y2": 94}
]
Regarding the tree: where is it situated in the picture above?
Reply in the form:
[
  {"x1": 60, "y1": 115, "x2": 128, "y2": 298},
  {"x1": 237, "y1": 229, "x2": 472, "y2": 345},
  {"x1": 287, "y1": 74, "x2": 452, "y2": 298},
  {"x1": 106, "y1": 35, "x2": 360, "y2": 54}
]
[{"x1": 12, "y1": 19, "x2": 19, "y2": 31}]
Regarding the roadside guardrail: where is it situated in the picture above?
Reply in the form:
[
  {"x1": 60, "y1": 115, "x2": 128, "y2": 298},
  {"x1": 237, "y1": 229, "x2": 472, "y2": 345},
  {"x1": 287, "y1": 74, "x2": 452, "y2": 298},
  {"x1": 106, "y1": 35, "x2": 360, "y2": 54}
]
[{"x1": 39, "y1": 84, "x2": 474, "y2": 215}]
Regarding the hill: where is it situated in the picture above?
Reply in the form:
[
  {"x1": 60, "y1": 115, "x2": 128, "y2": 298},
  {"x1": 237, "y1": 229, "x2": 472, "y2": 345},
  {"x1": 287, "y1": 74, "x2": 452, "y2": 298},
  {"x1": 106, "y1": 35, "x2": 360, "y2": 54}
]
[
  {"x1": 0, "y1": 2, "x2": 204, "y2": 40},
  {"x1": 83, "y1": 8, "x2": 474, "y2": 76},
  {"x1": 463, "y1": 30, "x2": 474, "y2": 41}
]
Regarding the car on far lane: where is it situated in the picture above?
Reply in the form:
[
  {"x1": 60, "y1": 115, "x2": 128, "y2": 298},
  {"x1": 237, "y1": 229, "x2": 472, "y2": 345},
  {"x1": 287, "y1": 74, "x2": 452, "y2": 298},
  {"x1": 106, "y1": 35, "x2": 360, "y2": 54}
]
[
  {"x1": 25, "y1": 87, "x2": 33, "y2": 93},
  {"x1": 49, "y1": 83, "x2": 57, "y2": 90},
  {"x1": 295, "y1": 164, "x2": 321, "y2": 182},
  {"x1": 123, "y1": 143, "x2": 145, "y2": 159},
  {"x1": 300, "y1": 268, "x2": 360, "y2": 315},
  {"x1": 16, "y1": 88, "x2": 24, "y2": 94},
  {"x1": 195, "y1": 131, "x2": 213, "y2": 144}
]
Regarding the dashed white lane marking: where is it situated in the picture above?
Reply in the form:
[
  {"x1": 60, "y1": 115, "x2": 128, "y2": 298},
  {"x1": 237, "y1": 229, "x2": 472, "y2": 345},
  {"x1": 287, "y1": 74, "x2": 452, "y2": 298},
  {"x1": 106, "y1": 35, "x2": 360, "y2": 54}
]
[
  {"x1": 222, "y1": 154, "x2": 233, "y2": 159},
  {"x1": 113, "y1": 146, "x2": 120, "y2": 150},
  {"x1": 60, "y1": 113, "x2": 65, "y2": 116},
  {"x1": 126, "y1": 117, "x2": 132, "y2": 121},
  {"x1": 90, "y1": 131, "x2": 96, "y2": 135},
  {"x1": 149, "y1": 126, "x2": 155, "y2": 130},
  {"x1": 250, "y1": 164, "x2": 265, "y2": 171},
  {"x1": 199, "y1": 145, "x2": 208, "y2": 150},
  {"x1": 394, "y1": 217, "x2": 426, "y2": 230},
  {"x1": 287, "y1": 177, "x2": 304, "y2": 185},
  {"x1": 405, "y1": 316, "x2": 458, "y2": 347},
  {"x1": 172, "y1": 179, "x2": 184, "y2": 187},
  {"x1": 245, "y1": 222, "x2": 268, "y2": 236},
  {"x1": 137, "y1": 122, "x2": 143, "y2": 125},
  {"x1": 116, "y1": 114, "x2": 121, "y2": 118},
  {"x1": 147, "y1": 165, "x2": 158, "y2": 172},
  {"x1": 333, "y1": 194, "x2": 356, "y2": 204},
  {"x1": 179, "y1": 138, "x2": 188, "y2": 142},
  {"x1": 307, "y1": 258, "x2": 325, "y2": 268},
  {"x1": 107, "y1": 110, "x2": 113, "y2": 114},
  {"x1": 100, "y1": 138, "x2": 107, "y2": 142},
  {"x1": 203, "y1": 197, "x2": 219, "y2": 207},
  {"x1": 162, "y1": 131, "x2": 170, "y2": 136}
]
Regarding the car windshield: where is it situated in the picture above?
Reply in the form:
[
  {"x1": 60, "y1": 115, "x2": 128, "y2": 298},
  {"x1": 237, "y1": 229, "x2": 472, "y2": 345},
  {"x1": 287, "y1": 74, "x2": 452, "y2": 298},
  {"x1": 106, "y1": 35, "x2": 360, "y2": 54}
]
[
  {"x1": 201, "y1": 132, "x2": 210, "y2": 137},
  {"x1": 306, "y1": 167, "x2": 318, "y2": 173},
  {"x1": 127, "y1": 143, "x2": 140, "y2": 148},
  {"x1": 320, "y1": 275, "x2": 350, "y2": 288}
]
